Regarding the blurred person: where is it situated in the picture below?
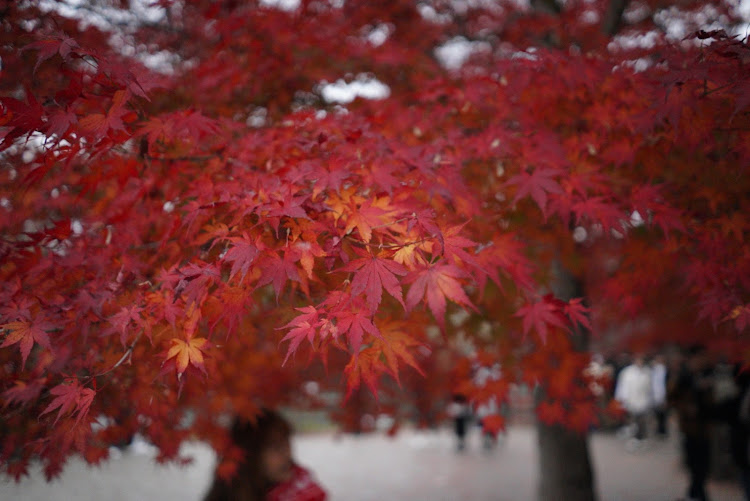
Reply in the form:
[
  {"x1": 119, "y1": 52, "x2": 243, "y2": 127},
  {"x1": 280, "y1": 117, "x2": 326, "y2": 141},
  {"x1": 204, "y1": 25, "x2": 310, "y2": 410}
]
[
  {"x1": 730, "y1": 368, "x2": 750, "y2": 500},
  {"x1": 652, "y1": 353, "x2": 669, "y2": 438},
  {"x1": 668, "y1": 345, "x2": 715, "y2": 501},
  {"x1": 447, "y1": 393, "x2": 472, "y2": 452},
  {"x1": 711, "y1": 358, "x2": 742, "y2": 480},
  {"x1": 475, "y1": 396, "x2": 503, "y2": 450},
  {"x1": 610, "y1": 352, "x2": 632, "y2": 398},
  {"x1": 472, "y1": 362, "x2": 506, "y2": 450},
  {"x1": 203, "y1": 409, "x2": 327, "y2": 501},
  {"x1": 615, "y1": 353, "x2": 654, "y2": 446}
]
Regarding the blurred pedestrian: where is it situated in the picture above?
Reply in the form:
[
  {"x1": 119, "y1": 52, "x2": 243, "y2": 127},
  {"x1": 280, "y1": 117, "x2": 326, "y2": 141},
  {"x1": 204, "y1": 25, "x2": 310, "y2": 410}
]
[
  {"x1": 610, "y1": 352, "x2": 632, "y2": 400},
  {"x1": 447, "y1": 393, "x2": 471, "y2": 451},
  {"x1": 730, "y1": 368, "x2": 750, "y2": 500},
  {"x1": 615, "y1": 353, "x2": 653, "y2": 446},
  {"x1": 203, "y1": 409, "x2": 327, "y2": 501},
  {"x1": 668, "y1": 345, "x2": 715, "y2": 501},
  {"x1": 652, "y1": 353, "x2": 669, "y2": 438},
  {"x1": 475, "y1": 396, "x2": 503, "y2": 450}
]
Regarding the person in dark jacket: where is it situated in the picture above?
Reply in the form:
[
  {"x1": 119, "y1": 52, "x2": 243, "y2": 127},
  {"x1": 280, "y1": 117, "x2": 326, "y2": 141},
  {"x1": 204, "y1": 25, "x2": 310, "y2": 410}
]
[
  {"x1": 668, "y1": 345, "x2": 715, "y2": 501},
  {"x1": 730, "y1": 368, "x2": 750, "y2": 501},
  {"x1": 447, "y1": 393, "x2": 471, "y2": 451}
]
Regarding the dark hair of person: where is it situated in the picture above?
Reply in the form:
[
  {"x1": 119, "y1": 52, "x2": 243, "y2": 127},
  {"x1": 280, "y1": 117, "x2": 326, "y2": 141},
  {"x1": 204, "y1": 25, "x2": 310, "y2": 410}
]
[
  {"x1": 203, "y1": 409, "x2": 293, "y2": 501},
  {"x1": 686, "y1": 343, "x2": 707, "y2": 356}
]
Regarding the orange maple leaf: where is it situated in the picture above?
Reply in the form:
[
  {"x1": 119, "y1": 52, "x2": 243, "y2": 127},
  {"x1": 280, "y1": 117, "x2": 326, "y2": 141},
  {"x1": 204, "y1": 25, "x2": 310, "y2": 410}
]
[
  {"x1": 343, "y1": 197, "x2": 392, "y2": 243},
  {"x1": 165, "y1": 337, "x2": 209, "y2": 375},
  {"x1": 343, "y1": 348, "x2": 386, "y2": 400},
  {"x1": 341, "y1": 320, "x2": 424, "y2": 396},
  {"x1": 325, "y1": 186, "x2": 361, "y2": 223},
  {"x1": 392, "y1": 233, "x2": 432, "y2": 270},
  {"x1": 292, "y1": 240, "x2": 326, "y2": 279},
  {"x1": 374, "y1": 320, "x2": 424, "y2": 384}
]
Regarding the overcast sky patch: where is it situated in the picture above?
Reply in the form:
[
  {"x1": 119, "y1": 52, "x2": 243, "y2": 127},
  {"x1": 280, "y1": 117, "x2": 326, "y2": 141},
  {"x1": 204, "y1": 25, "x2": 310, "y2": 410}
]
[
  {"x1": 435, "y1": 37, "x2": 490, "y2": 70},
  {"x1": 259, "y1": 0, "x2": 301, "y2": 11},
  {"x1": 320, "y1": 75, "x2": 390, "y2": 104}
]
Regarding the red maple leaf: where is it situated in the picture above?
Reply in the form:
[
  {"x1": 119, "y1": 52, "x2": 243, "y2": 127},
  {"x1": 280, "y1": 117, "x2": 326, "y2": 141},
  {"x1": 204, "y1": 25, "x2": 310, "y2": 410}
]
[
  {"x1": 223, "y1": 234, "x2": 261, "y2": 281},
  {"x1": 137, "y1": 110, "x2": 221, "y2": 149},
  {"x1": 280, "y1": 306, "x2": 321, "y2": 364},
  {"x1": 211, "y1": 285, "x2": 253, "y2": 336},
  {"x1": 106, "y1": 305, "x2": 145, "y2": 345},
  {"x1": 23, "y1": 35, "x2": 81, "y2": 73},
  {"x1": 478, "y1": 233, "x2": 535, "y2": 292},
  {"x1": 265, "y1": 192, "x2": 310, "y2": 220},
  {"x1": 79, "y1": 89, "x2": 132, "y2": 141},
  {"x1": 563, "y1": 298, "x2": 592, "y2": 331},
  {"x1": 404, "y1": 264, "x2": 476, "y2": 327},
  {"x1": 257, "y1": 250, "x2": 305, "y2": 300},
  {"x1": 407, "y1": 208, "x2": 440, "y2": 236},
  {"x1": 437, "y1": 223, "x2": 481, "y2": 269},
  {"x1": 571, "y1": 196, "x2": 624, "y2": 232},
  {"x1": 44, "y1": 108, "x2": 78, "y2": 140},
  {"x1": 0, "y1": 87, "x2": 44, "y2": 149},
  {"x1": 176, "y1": 109, "x2": 221, "y2": 142},
  {"x1": 40, "y1": 381, "x2": 95, "y2": 426},
  {"x1": 506, "y1": 167, "x2": 563, "y2": 214},
  {"x1": 1, "y1": 319, "x2": 53, "y2": 369},
  {"x1": 0, "y1": 296, "x2": 34, "y2": 321},
  {"x1": 147, "y1": 290, "x2": 182, "y2": 328},
  {"x1": 480, "y1": 414, "x2": 505, "y2": 436},
  {"x1": 309, "y1": 163, "x2": 351, "y2": 200},
  {"x1": 536, "y1": 400, "x2": 566, "y2": 426},
  {"x1": 364, "y1": 160, "x2": 401, "y2": 194},
  {"x1": 172, "y1": 263, "x2": 221, "y2": 307},
  {"x1": 341, "y1": 253, "x2": 407, "y2": 312},
  {"x1": 334, "y1": 307, "x2": 380, "y2": 354},
  {"x1": 515, "y1": 296, "x2": 567, "y2": 341},
  {"x1": 630, "y1": 185, "x2": 686, "y2": 235},
  {"x1": 2, "y1": 379, "x2": 45, "y2": 408}
]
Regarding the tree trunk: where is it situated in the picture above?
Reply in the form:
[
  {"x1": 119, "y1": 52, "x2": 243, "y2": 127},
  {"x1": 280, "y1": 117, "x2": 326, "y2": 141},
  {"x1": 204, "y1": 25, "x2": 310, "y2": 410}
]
[
  {"x1": 537, "y1": 422, "x2": 596, "y2": 501},
  {"x1": 601, "y1": 0, "x2": 630, "y2": 36},
  {"x1": 536, "y1": 260, "x2": 597, "y2": 501}
]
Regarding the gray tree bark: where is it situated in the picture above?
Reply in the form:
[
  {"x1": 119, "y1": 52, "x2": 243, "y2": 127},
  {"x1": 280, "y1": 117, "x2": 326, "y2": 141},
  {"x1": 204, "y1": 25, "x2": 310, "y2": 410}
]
[
  {"x1": 537, "y1": 422, "x2": 596, "y2": 501},
  {"x1": 602, "y1": 0, "x2": 630, "y2": 37}
]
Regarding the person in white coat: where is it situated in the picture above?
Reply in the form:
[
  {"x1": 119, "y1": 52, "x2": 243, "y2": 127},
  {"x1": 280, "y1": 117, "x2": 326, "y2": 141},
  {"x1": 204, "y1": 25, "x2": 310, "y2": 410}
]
[{"x1": 615, "y1": 354, "x2": 654, "y2": 442}]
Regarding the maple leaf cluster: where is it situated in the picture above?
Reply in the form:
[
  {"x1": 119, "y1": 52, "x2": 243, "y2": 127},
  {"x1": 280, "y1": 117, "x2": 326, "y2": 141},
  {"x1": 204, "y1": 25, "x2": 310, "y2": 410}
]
[{"x1": 0, "y1": 0, "x2": 748, "y2": 480}]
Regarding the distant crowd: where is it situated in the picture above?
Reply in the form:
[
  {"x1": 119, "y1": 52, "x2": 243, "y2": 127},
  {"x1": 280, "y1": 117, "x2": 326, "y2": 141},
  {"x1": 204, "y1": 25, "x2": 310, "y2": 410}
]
[{"x1": 605, "y1": 345, "x2": 750, "y2": 501}]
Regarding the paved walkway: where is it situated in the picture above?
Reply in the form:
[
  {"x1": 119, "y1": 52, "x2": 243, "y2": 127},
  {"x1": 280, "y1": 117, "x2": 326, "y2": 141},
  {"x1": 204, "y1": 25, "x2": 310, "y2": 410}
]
[{"x1": 1, "y1": 424, "x2": 744, "y2": 501}]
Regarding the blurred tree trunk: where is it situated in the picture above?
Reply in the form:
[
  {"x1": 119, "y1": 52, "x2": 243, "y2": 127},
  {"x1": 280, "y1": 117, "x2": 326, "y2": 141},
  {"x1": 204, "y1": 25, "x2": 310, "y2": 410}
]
[
  {"x1": 537, "y1": 261, "x2": 597, "y2": 501},
  {"x1": 537, "y1": 422, "x2": 596, "y2": 501}
]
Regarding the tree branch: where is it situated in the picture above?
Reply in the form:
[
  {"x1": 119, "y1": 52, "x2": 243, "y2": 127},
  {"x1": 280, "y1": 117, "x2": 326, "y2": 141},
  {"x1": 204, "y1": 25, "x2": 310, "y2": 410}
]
[{"x1": 602, "y1": 0, "x2": 630, "y2": 37}]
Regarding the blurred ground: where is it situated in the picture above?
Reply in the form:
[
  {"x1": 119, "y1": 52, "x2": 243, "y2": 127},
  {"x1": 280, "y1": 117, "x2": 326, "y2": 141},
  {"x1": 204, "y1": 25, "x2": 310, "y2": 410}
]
[{"x1": 0, "y1": 423, "x2": 744, "y2": 501}]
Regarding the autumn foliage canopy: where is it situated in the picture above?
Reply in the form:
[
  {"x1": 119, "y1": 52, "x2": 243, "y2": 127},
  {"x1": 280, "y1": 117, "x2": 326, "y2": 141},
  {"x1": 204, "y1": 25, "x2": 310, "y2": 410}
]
[{"x1": 1, "y1": 0, "x2": 749, "y2": 480}]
